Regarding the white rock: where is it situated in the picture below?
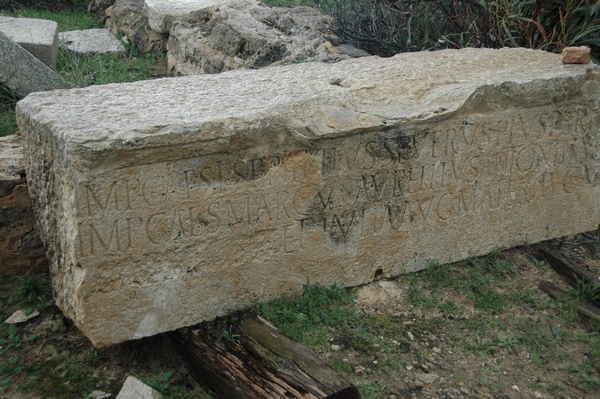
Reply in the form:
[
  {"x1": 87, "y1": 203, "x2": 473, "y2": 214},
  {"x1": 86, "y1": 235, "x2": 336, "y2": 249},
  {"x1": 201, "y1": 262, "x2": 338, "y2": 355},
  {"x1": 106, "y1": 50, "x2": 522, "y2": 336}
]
[
  {"x1": 0, "y1": 31, "x2": 68, "y2": 98},
  {"x1": 89, "y1": 390, "x2": 111, "y2": 399},
  {"x1": 115, "y1": 377, "x2": 160, "y2": 399},
  {"x1": 59, "y1": 29, "x2": 126, "y2": 54},
  {"x1": 0, "y1": 15, "x2": 59, "y2": 67},
  {"x1": 4, "y1": 309, "x2": 40, "y2": 324}
]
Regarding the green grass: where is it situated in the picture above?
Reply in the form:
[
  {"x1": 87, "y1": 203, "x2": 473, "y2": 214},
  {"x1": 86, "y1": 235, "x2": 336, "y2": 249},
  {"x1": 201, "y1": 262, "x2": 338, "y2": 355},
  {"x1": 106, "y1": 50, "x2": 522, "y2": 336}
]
[
  {"x1": 256, "y1": 248, "x2": 600, "y2": 398},
  {"x1": 0, "y1": 6, "x2": 101, "y2": 32},
  {"x1": 57, "y1": 50, "x2": 164, "y2": 87}
]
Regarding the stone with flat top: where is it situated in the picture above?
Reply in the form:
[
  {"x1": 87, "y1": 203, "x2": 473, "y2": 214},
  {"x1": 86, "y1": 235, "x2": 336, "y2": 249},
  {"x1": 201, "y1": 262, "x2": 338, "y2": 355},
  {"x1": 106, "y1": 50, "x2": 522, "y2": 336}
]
[{"x1": 17, "y1": 48, "x2": 600, "y2": 347}]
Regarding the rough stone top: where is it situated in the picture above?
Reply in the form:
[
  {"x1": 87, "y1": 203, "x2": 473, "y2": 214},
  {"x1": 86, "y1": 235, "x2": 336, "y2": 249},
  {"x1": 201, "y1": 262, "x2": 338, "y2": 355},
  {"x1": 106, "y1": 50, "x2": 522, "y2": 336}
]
[
  {"x1": 16, "y1": 48, "x2": 598, "y2": 158},
  {"x1": 59, "y1": 29, "x2": 126, "y2": 54},
  {"x1": 145, "y1": 0, "x2": 241, "y2": 32},
  {"x1": 0, "y1": 15, "x2": 58, "y2": 46}
]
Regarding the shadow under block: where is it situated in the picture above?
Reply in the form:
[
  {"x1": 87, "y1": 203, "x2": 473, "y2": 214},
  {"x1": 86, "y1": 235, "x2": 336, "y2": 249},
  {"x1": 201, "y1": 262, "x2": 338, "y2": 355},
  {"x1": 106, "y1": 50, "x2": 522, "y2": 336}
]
[{"x1": 16, "y1": 48, "x2": 600, "y2": 347}]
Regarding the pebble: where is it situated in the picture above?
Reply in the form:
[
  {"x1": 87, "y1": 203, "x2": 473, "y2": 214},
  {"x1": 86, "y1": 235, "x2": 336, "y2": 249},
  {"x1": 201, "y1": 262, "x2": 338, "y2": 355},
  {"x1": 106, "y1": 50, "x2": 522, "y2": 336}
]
[
  {"x1": 534, "y1": 391, "x2": 543, "y2": 399},
  {"x1": 407, "y1": 331, "x2": 415, "y2": 341},
  {"x1": 89, "y1": 391, "x2": 111, "y2": 399},
  {"x1": 415, "y1": 372, "x2": 440, "y2": 385},
  {"x1": 331, "y1": 344, "x2": 340, "y2": 351}
]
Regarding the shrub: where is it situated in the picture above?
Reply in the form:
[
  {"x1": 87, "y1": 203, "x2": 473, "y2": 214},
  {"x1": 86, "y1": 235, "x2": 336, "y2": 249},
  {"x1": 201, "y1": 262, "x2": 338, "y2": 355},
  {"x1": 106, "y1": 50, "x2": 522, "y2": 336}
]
[{"x1": 330, "y1": 0, "x2": 599, "y2": 59}]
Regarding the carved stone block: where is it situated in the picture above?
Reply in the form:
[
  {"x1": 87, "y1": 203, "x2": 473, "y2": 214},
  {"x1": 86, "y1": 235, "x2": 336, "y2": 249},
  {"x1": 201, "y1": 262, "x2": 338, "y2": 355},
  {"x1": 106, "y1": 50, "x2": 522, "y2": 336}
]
[{"x1": 16, "y1": 48, "x2": 600, "y2": 346}]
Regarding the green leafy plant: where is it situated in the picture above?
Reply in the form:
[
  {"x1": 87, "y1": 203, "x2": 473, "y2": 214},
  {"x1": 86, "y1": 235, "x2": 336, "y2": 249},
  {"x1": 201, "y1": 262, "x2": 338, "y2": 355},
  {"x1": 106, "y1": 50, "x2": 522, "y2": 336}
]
[
  {"x1": 141, "y1": 368, "x2": 175, "y2": 393},
  {"x1": 221, "y1": 325, "x2": 240, "y2": 344},
  {"x1": 326, "y1": 0, "x2": 599, "y2": 59},
  {"x1": 568, "y1": 276, "x2": 600, "y2": 304},
  {"x1": 0, "y1": 324, "x2": 22, "y2": 355},
  {"x1": 534, "y1": 258, "x2": 549, "y2": 271},
  {"x1": 497, "y1": 333, "x2": 520, "y2": 351}
]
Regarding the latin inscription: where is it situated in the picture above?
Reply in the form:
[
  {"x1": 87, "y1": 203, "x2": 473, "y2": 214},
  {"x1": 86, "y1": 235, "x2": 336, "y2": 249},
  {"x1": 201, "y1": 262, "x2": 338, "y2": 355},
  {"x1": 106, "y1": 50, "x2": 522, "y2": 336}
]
[{"x1": 75, "y1": 107, "x2": 600, "y2": 257}]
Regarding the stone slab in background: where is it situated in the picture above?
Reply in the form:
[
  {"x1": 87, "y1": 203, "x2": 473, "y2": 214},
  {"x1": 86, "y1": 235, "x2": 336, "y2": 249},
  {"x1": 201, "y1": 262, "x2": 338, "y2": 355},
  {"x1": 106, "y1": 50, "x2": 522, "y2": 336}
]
[
  {"x1": 59, "y1": 29, "x2": 125, "y2": 54},
  {"x1": 145, "y1": 0, "x2": 226, "y2": 33},
  {"x1": 0, "y1": 31, "x2": 68, "y2": 98},
  {"x1": 17, "y1": 48, "x2": 600, "y2": 347},
  {"x1": 105, "y1": 0, "x2": 167, "y2": 55},
  {"x1": 167, "y1": 0, "x2": 369, "y2": 75},
  {"x1": 0, "y1": 15, "x2": 59, "y2": 68},
  {"x1": 0, "y1": 135, "x2": 49, "y2": 276}
]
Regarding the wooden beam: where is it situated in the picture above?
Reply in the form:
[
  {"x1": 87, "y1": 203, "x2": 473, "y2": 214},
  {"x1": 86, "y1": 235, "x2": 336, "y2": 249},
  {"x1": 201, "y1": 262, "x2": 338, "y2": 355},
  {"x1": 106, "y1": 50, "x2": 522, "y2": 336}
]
[
  {"x1": 169, "y1": 314, "x2": 360, "y2": 399},
  {"x1": 539, "y1": 281, "x2": 600, "y2": 322},
  {"x1": 536, "y1": 244, "x2": 600, "y2": 306}
]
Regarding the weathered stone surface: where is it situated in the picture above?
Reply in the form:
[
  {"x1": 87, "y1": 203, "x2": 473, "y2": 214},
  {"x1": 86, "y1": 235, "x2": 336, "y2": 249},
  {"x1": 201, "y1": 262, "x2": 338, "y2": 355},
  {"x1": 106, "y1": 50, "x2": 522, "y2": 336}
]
[
  {"x1": 145, "y1": 0, "x2": 225, "y2": 33},
  {"x1": 60, "y1": 29, "x2": 126, "y2": 54},
  {"x1": 17, "y1": 48, "x2": 600, "y2": 347},
  {"x1": 85, "y1": 0, "x2": 116, "y2": 18},
  {"x1": 106, "y1": 0, "x2": 167, "y2": 54},
  {"x1": 563, "y1": 46, "x2": 591, "y2": 64},
  {"x1": 0, "y1": 15, "x2": 59, "y2": 68},
  {"x1": 0, "y1": 135, "x2": 48, "y2": 276},
  {"x1": 0, "y1": 31, "x2": 69, "y2": 99},
  {"x1": 167, "y1": 0, "x2": 368, "y2": 75},
  {"x1": 115, "y1": 376, "x2": 160, "y2": 399}
]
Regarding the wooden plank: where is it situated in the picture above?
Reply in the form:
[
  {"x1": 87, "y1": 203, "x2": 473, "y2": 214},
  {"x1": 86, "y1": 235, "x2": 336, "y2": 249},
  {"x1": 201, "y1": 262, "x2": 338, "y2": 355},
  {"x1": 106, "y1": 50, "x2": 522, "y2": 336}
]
[
  {"x1": 536, "y1": 244, "x2": 600, "y2": 306},
  {"x1": 169, "y1": 314, "x2": 360, "y2": 399},
  {"x1": 539, "y1": 281, "x2": 600, "y2": 322}
]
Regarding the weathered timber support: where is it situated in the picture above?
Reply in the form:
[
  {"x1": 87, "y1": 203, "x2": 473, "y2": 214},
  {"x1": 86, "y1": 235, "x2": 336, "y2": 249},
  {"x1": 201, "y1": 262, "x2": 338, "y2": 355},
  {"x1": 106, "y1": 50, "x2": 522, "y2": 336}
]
[
  {"x1": 536, "y1": 244, "x2": 600, "y2": 306},
  {"x1": 169, "y1": 314, "x2": 360, "y2": 399},
  {"x1": 539, "y1": 281, "x2": 600, "y2": 322}
]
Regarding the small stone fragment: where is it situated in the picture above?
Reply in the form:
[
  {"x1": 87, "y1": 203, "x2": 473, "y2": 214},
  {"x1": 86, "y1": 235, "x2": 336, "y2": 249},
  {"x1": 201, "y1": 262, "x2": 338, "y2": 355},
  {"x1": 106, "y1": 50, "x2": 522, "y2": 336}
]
[
  {"x1": 89, "y1": 391, "x2": 111, "y2": 399},
  {"x1": 331, "y1": 344, "x2": 340, "y2": 351},
  {"x1": 116, "y1": 376, "x2": 160, "y2": 399},
  {"x1": 415, "y1": 372, "x2": 440, "y2": 385},
  {"x1": 533, "y1": 391, "x2": 543, "y2": 398},
  {"x1": 4, "y1": 309, "x2": 39, "y2": 324},
  {"x1": 407, "y1": 331, "x2": 415, "y2": 341},
  {"x1": 562, "y1": 46, "x2": 591, "y2": 64},
  {"x1": 511, "y1": 385, "x2": 520, "y2": 392}
]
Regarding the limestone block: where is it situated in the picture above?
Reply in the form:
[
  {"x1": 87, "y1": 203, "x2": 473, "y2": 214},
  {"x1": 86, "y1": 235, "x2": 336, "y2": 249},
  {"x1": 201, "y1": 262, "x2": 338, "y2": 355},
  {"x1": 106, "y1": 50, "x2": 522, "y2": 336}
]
[
  {"x1": 562, "y1": 46, "x2": 591, "y2": 64},
  {"x1": 60, "y1": 29, "x2": 126, "y2": 54},
  {"x1": 145, "y1": 0, "x2": 229, "y2": 33},
  {"x1": 17, "y1": 48, "x2": 600, "y2": 347},
  {"x1": 106, "y1": 0, "x2": 167, "y2": 55},
  {"x1": 0, "y1": 15, "x2": 59, "y2": 68},
  {"x1": 167, "y1": 1, "x2": 368, "y2": 75},
  {"x1": 0, "y1": 31, "x2": 69, "y2": 99},
  {"x1": 0, "y1": 135, "x2": 49, "y2": 276}
]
